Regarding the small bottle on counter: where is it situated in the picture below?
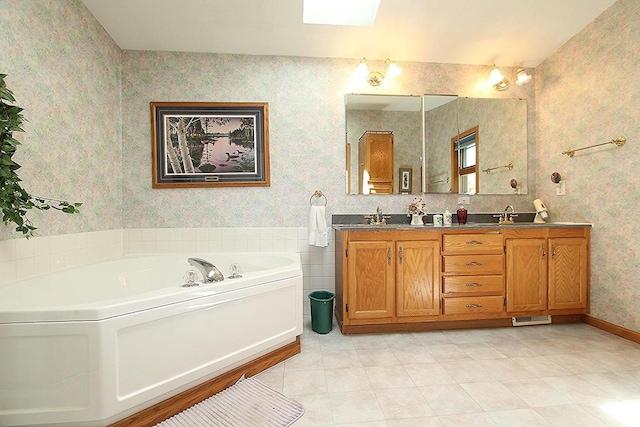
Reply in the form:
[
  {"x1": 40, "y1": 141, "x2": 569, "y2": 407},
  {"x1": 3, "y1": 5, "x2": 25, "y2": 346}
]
[
  {"x1": 456, "y1": 205, "x2": 468, "y2": 225},
  {"x1": 443, "y1": 208, "x2": 452, "y2": 227}
]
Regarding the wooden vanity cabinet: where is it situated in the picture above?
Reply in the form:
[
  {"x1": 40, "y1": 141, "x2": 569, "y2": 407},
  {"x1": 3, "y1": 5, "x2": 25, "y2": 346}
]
[
  {"x1": 335, "y1": 225, "x2": 589, "y2": 334},
  {"x1": 358, "y1": 131, "x2": 394, "y2": 194},
  {"x1": 504, "y1": 227, "x2": 589, "y2": 315},
  {"x1": 441, "y1": 233, "x2": 505, "y2": 319},
  {"x1": 335, "y1": 229, "x2": 440, "y2": 331}
]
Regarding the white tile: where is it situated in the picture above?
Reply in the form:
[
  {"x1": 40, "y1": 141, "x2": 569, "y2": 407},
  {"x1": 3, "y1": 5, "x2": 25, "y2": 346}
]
[
  {"x1": 15, "y1": 238, "x2": 34, "y2": 259},
  {"x1": 194, "y1": 228, "x2": 209, "y2": 241},
  {"x1": 155, "y1": 228, "x2": 171, "y2": 241},
  {"x1": 0, "y1": 261, "x2": 17, "y2": 285},
  {"x1": 181, "y1": 228, "x2": 196, "y2": 241},
  {"x1": 502, "y1": 378, "x2": 572, "y2": 407},
  {"x1": 358, "y1": 348, "x2": 401, "y2": 367},
  {"x1": 31, "y1": 236, "x2": 51, "y2": 257},
  {"x1": 404, "y1": 363, "x2": 457, "y2": 386},
  {"x1": 128, "y1": 228, "x2": 143, "y2": 242},
  {"x1": 0, "y1": 239, "x2": 17, "y2": 263},
  {"x1": 288, "y1": 393, "x2": 334, "y2": 426},
  {"x1": 283, "y1": 369, "x2": 327, "y2": 396},
  {"x1": 438, "y1": 412, "x2": 499, "y2": 426},
  {"x1": 16, "y1": 257, "x2": 35, "y2": 280},
  {"x1": 542, "y1": 376, "x2": 612, "y2": 404}
]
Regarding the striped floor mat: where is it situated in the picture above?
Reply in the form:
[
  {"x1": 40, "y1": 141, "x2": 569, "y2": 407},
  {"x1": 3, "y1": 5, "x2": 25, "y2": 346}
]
[{"x1": 155, "y1": 376, "x2": 305, "y2": 427}]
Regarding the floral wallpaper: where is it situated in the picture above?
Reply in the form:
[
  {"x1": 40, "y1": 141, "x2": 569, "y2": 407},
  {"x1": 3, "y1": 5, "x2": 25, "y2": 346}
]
[
  {"x1": 0, "y1": 0, "x2": 121, "y2": 239},
  {"x1": 535, "y1": 0, "x2": 639, "y2": 330}
]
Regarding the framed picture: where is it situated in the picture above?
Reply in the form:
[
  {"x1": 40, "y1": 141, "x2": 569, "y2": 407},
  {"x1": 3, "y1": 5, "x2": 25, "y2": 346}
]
[
  {"x1": 151, "y1": 102, "x2": 269, "y2": 188},
  {"x1": 399, "y1": 168, "x2": 412, "y2": 193}
]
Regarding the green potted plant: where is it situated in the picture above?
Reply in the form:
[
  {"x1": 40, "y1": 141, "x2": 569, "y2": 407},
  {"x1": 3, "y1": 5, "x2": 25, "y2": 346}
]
[{"x1": 0, "y1": 74, "x2": 81, "y2": 238}]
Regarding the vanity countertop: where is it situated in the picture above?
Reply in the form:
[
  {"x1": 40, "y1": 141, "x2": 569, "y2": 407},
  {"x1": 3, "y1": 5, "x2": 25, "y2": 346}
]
[{"x1": 333, "y1": 222, "x2": 593, "y2": 231}]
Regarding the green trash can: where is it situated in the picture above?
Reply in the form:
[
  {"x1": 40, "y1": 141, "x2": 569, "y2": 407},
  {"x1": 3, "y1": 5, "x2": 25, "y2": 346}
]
[{"x1": 308, "y1": 290, "x2": 335, "y2": 334}]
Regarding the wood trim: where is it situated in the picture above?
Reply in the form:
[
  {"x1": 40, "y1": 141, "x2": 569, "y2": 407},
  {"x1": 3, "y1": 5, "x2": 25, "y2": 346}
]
[
  {"x1": 110, "y1": 337, "x2": 301, "y2": 427},
  {"x1": 582, "y1": 315, "x2": 640, "y2": 344},
  {"x1": 340, "y1": 315, "x2": 583, "y2": 334}
]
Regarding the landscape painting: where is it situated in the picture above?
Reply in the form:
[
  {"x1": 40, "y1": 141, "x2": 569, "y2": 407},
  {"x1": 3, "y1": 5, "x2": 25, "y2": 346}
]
[{"x1": 151, "y1": 102, "x2": 269, "y2": 188}]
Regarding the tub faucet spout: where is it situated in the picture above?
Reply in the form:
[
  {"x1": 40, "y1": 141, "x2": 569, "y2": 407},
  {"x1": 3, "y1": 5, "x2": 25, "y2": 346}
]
[{"x1": 188, "y1": 257, "x2": 224, "y2": 283}]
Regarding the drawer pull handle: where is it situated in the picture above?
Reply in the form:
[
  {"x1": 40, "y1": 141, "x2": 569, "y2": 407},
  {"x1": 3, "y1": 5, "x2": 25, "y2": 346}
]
[
  {"x1": 466, "y1": 282, "x2": 483, "y2": 287},
  {"x1": 466, "y1": 304, "x2": 483, "y2": 308},
  {"x1": 466, "y1": 240, "x2": 483, "y2": 245},
  {"x1": 466, "y1": 261, "x2": 483, "y2": 266},
  {"x1": 542, "y1": 243, "x2": 546, "y2": 260},
  {"x1": 552, "y1": 242, "x2": 556, "y2": 260},
  {"x1": 387, "y1": 247, "x2": 392, "y2": 265}
]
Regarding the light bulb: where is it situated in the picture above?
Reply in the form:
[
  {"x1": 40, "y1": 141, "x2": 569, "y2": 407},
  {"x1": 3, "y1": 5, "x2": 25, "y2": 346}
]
[
  {"x1": 356, "y1": 58, "x2": 369, "y2": 79},
  {"x1": 516, "y1": 68, "x2": 532, "y2": 85},
  {"x1": 488, "y1": 66, "x2": 505, "y2": 85},
  {"x1": 386, "y1": 61, "x2": 401, "y2": 79}
]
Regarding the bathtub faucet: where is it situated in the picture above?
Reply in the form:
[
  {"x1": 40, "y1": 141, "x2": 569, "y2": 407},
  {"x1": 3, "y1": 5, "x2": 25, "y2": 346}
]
[{"x1": 187, "y1": 257, "x2": 225, "y2": 283}]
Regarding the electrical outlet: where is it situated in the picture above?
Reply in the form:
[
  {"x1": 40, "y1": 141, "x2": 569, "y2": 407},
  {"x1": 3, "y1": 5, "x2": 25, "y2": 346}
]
[{"x1": 458, "y1": 196, "x2": 470, "y2": 205}]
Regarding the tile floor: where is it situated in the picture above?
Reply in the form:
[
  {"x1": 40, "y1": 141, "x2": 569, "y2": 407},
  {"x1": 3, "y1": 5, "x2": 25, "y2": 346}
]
[{"x1": 255, "y1": 318, "x2": 640, "y2": 426}]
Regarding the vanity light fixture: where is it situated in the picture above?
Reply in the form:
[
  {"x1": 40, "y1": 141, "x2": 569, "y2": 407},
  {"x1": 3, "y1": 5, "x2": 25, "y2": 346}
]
[
  {"x1": 357, "y1": 58, "x2": 402, "y2": 86},
  {"x1": 515, "y1": 68, "x2": 532, "y2": 85},
  {"x1": 488, "y1": 65, "x2": 532, "y2": 91},
  {"x1": 489, "y1": 65, "x2": 509, "y2": 91}
]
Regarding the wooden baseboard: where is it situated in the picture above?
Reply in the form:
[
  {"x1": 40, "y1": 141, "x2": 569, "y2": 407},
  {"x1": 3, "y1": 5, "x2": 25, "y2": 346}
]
[
  {"x1": 110, "y1": 337, "x2": 301, "y2": 427},
  {"x1": 340, "y1": 315, "x2": 583, "y2": 334},
  {"x1": 582, "y1": 315, "x2": 640, "y2": 344}
]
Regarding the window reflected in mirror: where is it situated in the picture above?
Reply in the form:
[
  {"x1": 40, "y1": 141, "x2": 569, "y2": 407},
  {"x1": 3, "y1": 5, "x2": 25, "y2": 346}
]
[{"x1": 452, "y1": 126, "x2": 479, "y2": 194}]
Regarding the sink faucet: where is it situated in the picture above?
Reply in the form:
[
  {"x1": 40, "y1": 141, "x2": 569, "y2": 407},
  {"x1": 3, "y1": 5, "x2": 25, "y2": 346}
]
[
  {"x1": 364, "y1": 206, "x2": 391, "y2": 225},
  {"x1": 188, "y1": 257, "x2": 224, "y2": 283},
  {"x1": 493, "y1": 205, "x2": 518, "y2": 225}
]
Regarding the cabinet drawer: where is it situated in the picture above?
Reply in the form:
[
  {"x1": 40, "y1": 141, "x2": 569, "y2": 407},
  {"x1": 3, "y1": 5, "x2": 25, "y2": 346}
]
[
  {"x1": 443, "y1": 254, "x2": 504, "y2": 275},
  {"x1": 443, "y1": 275, "x2": 504, "y2": 295},
  {"x1": 443, "y1": 296, "x2": 504, "y2": 315},
  {"x1": 443, "y1": 234, "x2": 503, "y2": 255}
]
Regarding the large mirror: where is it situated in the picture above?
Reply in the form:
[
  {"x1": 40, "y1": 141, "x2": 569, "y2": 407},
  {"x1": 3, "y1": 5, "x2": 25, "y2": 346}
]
[
  {"x1": 345, "y1": 94, "x2": 423, "y2": 195},
  {"x1": 346, "y1": 94, "x2": 528, "y2": 195}
]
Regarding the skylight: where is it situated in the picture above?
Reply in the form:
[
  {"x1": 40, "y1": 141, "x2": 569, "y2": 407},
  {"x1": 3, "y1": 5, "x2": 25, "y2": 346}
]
[{"x1": 303, "y1": 0, "x2": 381, "y2": 26}]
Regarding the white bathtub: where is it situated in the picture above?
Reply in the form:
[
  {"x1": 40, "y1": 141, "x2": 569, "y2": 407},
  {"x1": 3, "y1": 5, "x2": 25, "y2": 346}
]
[{"x1": 0, "y1": 253, "x2": 303, "y2": 427}]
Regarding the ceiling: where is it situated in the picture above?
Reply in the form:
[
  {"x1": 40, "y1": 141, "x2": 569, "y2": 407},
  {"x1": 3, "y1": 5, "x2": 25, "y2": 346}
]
[{"x1": 81, "y1": 0, "x2": 616, "y2": 68}]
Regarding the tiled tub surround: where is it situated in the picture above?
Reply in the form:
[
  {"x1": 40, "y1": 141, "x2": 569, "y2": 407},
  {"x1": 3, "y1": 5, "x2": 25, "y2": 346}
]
[{"x1": 0, "y1": 227, "x2": 335, "y2": 315}]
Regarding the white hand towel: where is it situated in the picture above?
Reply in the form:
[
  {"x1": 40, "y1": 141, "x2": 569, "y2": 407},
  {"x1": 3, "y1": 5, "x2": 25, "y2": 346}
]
[{"x1": 308, "y1": 205, "x2": 328, "y2": 247}]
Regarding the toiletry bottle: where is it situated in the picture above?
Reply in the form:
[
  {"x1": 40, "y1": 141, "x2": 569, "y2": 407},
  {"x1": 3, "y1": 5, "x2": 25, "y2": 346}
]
[
  {"x1": 456, "y1": 205, "x2": 468, "y2": 225},
  {"x1": 443, "y1": 208, "x2": 452, "y2": 226}
]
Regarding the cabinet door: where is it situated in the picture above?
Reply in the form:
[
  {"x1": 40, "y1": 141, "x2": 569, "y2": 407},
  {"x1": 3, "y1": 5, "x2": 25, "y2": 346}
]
[
  {"x1": 347, "y1": 240, "x2": 395, "y2": 319},
  {"x1": 549, "y1": 238, "x2": 588, "y2": 310},
  {"x1": 506, "y1": 238, "x2": 548, "y2": 312},
  {"x1": 396, "y1": 240, "x2": 440, "y2": 317},
  {"x1": 367, "y1": 133, "x2": 394, "y2": 183}
]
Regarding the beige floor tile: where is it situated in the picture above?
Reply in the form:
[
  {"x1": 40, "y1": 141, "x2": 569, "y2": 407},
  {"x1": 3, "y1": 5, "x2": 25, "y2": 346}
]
[
  {"x1": 489, "y1": 340, "x2": 540, "y2": 358},
  {"x1": 374, "y1": 387, "x2": 435, "y2": 419},
  {"x1": 387, "y1": 416, "x2": 443, "y2": 427},
  {"x1": 323, "y1": 349, "x2": 363, "y2": 369},
  {"x1": 579, "y1": 372, "x2": 640, "y2": 400},
  {"x1": 391, "y1": 345, "x2": 436, "y2": 364},
  {"x1": 459, "y1": 342, "x2": 508, "y2": 360},
  {"x1": 284, "y1": 368, "x2": 327, "y2": 396},
  {"x1": 544, "y1": 353, "x2": 610, "y2": 375},
  {"x1": 285, "y1": 350, "x2": 324, "y2": 372},
  {"x1": 383, "y1": 333, "x2": 422, "y2": 348},
  {"x1": 511, "y1": 355, "x2": 572, "y2": 378},
  {"x1": 419, "y1": 384, "x2": 483, "y2": 415},
  {"x1": 542, "y1": 375, "x2": 612, "y2": 404},
  {"x1": 438, "y1": 412, "x2": 499, "y2": 426},
  {"x1": 461, "y1": 381, "x2": 529, "y2": 412},
  {"x1": 403, "y1": 362, "x2": 457, "y2": 386},
  {"x1": 502, "y1": 378, "x2": 572, "y2": 407},
  {"x1": 479, "y1": 358, "x2": 536, "y2": 381},
  {"x1": 411, "y1": 331, "x2": 453, "y2": 346},
  {"x1": 441, "y1": 359, "x2": 498, "y2": 383},
  {"x1": 535, "y1": 404, "x2": 608, "y2": 426},
  {"x1": 329, "y1": 390, "x2": 386, "y2": 425},
  {"x1": 325, "y1": 367, "x2": 372, "y2": 392},
  {"x1": 351, "y1": 334, "x2": 390, "y2": 350},
  {"x1": 487, "y1": 408, "x2": 553, "y2": 426},
  {"x1": 365, "y1": 365, "x2": 415, "y2": 389},
  {"x1": 580, "y1": 399, "x2": 640, "y2": 427},
  {"x1": 427, "y1": 344, "x2": 473, "y2": 362},
  {"x1": 291, "y1": 393, "x2": 334, "y2": 426},
  {"x1": 357, "y1": 348, "x2": 401, "y2": 367}
]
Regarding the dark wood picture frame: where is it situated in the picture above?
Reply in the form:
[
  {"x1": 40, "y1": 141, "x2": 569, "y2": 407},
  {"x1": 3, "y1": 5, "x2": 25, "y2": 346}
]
[
  {"x1": 399, "y1": 167, "x2": 412, "y2": 193},
  {"x1": 151, "y1": 102, "x2": 270, "y2": 188}
]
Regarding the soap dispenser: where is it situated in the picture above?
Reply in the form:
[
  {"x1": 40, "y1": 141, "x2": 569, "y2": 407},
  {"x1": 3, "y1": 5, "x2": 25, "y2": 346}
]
[
  {"x1": 443, "y1": 208, "x2": 453, "y2": 227},
  {"x1": 456, "y1": 205, "x2": 468, "y2": 225}
]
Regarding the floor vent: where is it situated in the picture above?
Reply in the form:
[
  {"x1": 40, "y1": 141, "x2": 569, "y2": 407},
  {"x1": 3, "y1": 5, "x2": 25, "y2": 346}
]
[{"x1": 512, "y1": 315, "x2": 552, "y2": 326}]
